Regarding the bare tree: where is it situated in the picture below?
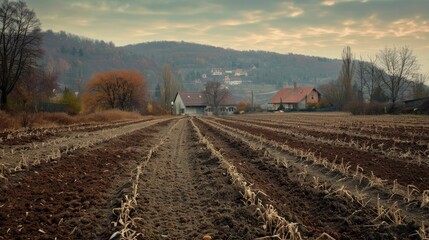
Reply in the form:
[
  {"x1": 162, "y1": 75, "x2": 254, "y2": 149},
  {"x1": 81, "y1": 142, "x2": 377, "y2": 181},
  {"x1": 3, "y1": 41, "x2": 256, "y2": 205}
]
[
  {"x1": 357, "y1": 56, "x2": 385, "y2": 103},
  {"x1": 204, "y1": 81, "x2": 230, "y2": 115},
  {"x1": 376, "y1": 46, "x2": 419, "y2": 111},
  {"x1": 356, "y1": 56, "x2": 365, "y2": 102},
  {"x1": 160, "y1": 64, "x2": 179, "y2": 108},
  {"x1": 362, "y1": 56, "x2": 384, "y2": 103},
  {"x1": 11, "y1": 68, "x2": 58, "y2": 111},
  {"x1": 412, "y1": 73, "x2": 428, "y2": 99},
  {"x1": 0, "y1": 0, "x2": 42, "y2": 110},
  {"x1": 338, "y1": 46, "x2": 355, "y2": 106},
  {"x1": 318, "y1": 79, "x2": 344, "y2": 110}
]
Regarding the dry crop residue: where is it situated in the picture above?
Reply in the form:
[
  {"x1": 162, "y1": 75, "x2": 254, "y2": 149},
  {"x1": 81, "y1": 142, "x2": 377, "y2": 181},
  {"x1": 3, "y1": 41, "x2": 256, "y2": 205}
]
[
  {"x1": 0, "y1": 121, "x2": 173, "y2": 239},
  {"x1": 194, "y1": 117, "x2": 422, "y2": 239}
]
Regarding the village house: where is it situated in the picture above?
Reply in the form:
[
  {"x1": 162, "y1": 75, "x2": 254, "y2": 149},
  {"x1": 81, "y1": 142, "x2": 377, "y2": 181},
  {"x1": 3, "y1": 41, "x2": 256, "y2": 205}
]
[
  {"x1": 211, "y1": 68, "x2": 223, "y2": 76},
  {"x1": 234, "y1": 68, "x2": 248, "y2": 77},
  {"x1": 224, "y1": 76, "x2": 242, "y2": 86},
  {"x1": 172, "y1": 91, "x2": 236, "y2": 115},
  {"x1": 270, "y1": 83, "x2": 320, "y2": 110}
]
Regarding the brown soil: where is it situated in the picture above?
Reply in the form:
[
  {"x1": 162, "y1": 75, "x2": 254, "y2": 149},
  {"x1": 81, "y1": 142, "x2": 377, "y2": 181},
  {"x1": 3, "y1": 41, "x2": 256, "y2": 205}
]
[
  {"x1": 194, "y1": 118, "x2": 420, "y2": 239},
  {"x1": 0, "y1": 121, "x2": 172, "y2": 239},
  {"x1": 212, "y1": 118, "x2": 429, "y2": 191},
  {"x1": 135, "y1": 119, "x2": 264, "y2": 239},
  {"x1": 235, "y1": 117, "x2": 429, "y2": 154},
  {"x1": 0, "y1": 118, "x2": 265, "y2": 240},
  {"x1": 0, "y1": 118, "x2": 153, "y2": 147},
  {"x1": 0, "y1": 114, "x2": 426, "y2": 240}
]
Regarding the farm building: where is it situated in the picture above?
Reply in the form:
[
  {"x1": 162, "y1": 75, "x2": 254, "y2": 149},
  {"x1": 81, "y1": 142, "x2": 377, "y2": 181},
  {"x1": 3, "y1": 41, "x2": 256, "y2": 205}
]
[
  {"x1": 270, "y1": 83, "x2": 320, "y2": 110},
  {"x1": 172, "y1": 91, "x2": 236, "y2": 115},
  {"x1": 403, "y1": 97, "x2": 429, "y2": 114}
]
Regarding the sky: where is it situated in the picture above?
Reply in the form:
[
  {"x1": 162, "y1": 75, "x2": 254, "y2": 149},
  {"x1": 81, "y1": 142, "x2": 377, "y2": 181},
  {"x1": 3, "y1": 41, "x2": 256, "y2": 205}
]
[{"x1": 27, "y1": 0, "x2": 429, "y2": 73}]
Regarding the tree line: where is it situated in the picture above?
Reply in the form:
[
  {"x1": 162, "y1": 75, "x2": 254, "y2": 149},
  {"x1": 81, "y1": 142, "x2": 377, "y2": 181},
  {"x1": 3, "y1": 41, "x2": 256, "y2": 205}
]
[
  {"x1": 0, "y1": 0, "x2": 174, "y2": 115},
  {"x1": 2, "y1": 0, "x2": 427, "y2": 116},
  {"x1": 319, "y1": 45, "x2": 428, "y2": 113}
]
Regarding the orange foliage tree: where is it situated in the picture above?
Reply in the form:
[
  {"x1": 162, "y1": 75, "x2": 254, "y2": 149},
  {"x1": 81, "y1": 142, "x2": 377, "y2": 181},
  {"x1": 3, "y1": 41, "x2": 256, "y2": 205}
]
[{"x1": 82, "y1": 70, "x2": 148, "y2": 113}]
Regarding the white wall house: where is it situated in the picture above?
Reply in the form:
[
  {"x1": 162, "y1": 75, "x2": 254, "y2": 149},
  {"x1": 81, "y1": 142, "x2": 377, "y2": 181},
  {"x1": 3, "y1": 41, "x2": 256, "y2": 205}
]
[{"x1": 172, "y1": 91, "x2": 237, "y2": 115}]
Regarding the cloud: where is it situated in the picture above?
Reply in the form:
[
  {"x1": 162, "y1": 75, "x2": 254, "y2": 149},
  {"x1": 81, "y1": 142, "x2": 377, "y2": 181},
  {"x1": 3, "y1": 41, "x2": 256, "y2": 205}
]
[
  {"x1": 322, "y1": 0, "x2": 369, "y2": 6},
  {"x1": 26, "y1": 0, "x2": 429, "y2": 72}
]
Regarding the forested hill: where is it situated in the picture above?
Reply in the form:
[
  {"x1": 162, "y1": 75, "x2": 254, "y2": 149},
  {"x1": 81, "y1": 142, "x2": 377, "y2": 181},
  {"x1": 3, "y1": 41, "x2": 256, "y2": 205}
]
[
  {"x1": 123, "y1": 41, "x2": 341, "y2": 87},
  {"x1": 41, "y1": 30, "x2": 341, "y2": 94},
  {"x1": 41, "y1": 30, "x2": 161, "y2": 92}
]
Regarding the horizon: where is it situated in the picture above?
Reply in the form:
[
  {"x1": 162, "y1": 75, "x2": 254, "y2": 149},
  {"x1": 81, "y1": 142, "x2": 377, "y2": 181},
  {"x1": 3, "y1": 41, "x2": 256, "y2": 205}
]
[
  {"x1": 44, "y1": 29, "x2": 344, "y2": 60},
  {"x1": 28, "y1": 0, "x2": 429, "y2": 73}
]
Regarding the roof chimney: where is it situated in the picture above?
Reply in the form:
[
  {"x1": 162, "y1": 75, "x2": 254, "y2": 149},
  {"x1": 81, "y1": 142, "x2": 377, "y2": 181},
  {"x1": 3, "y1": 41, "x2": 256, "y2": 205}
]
[{"x1": 293, "y1": 82, "x2": 297, "y2": 89}]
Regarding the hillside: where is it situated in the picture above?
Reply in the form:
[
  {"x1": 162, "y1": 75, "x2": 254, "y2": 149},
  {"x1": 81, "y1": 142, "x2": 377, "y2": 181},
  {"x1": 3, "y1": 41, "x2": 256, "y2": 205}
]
[
  {"x1": 41, "y1": 31, "x2": 342, "y2": 102},
  {"x1": 41, "y1": 31, "x2": 162, "y2": 93},
  {"x1": 123, "y1": 41, "x2": 341, "y2": 87}
]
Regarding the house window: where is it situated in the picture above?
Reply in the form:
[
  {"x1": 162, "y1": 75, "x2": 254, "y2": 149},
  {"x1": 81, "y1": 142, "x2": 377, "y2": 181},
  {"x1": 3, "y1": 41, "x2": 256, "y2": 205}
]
[{"x1": 311, "y1": 96, "x2": 314, "y2": 100}]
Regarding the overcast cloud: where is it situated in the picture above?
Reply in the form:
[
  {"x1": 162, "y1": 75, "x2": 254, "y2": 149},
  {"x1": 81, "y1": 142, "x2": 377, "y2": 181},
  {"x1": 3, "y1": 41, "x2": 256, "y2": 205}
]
[{"x1": 27, "y1": 0, "x2": 429, "y2": 72}]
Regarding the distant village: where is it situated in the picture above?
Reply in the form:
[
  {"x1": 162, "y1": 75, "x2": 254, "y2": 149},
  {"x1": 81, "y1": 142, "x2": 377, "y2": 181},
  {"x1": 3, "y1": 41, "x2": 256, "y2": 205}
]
[{"x1": 194, "y1": 66, "x2": 256, "y2": 86}]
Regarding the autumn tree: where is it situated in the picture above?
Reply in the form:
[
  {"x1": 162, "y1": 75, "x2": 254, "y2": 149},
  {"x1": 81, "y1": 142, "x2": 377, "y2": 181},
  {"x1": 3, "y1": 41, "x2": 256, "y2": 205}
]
[
  {"x1": 0, "y1": 0, "x2": 42, "y2": 110},
  {"x1": 204, "y1": 80, "x2": 230, "y2": 115},
  {"x1": 376, "y1": 46, "x2": 419, "y2": 112},
  {"x1": 160, "y1": 64, "x2": 180, "y2": 109},
  {"x1": 237, "y1": 101, "x2": 261, "y2": 113},
  {"x1": 82, "y1": 70, "x2": 147, "y2": 113}
]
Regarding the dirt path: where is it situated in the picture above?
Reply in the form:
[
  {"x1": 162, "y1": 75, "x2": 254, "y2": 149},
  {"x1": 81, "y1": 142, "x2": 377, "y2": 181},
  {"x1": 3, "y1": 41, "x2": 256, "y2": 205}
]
[{"x1": 135, "y1": 119, "x2": 264, "y2": 239}]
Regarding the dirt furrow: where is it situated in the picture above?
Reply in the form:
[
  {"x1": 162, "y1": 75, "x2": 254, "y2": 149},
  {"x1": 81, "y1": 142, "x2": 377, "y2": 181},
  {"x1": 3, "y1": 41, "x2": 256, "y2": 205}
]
[
  {"x1": 202, "y1": 117, "x2": 429, "y2": 226},
  {"x1": 135, "y1": 119, "x2": 264, "y2": 239},
  {"x1": 213, "y1": 118, "x2": 429, "y2": 191},
  {"x1": 0, "y1": 118, "x2": 172, "y2": 171},
  {"x1": 0, "y1": 121, "x2": 173, "y2": 239},
  {"x1": 195, "y1": 118, "x2": 420, "y2": 239},
  {"x1": 227, "y1": 117, "x2": 429, "y2": 155}
]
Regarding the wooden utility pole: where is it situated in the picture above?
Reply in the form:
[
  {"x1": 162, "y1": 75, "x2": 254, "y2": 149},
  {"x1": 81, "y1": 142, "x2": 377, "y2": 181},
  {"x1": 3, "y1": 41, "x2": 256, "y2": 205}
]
[{"x1": 251, "y1": 90, "x2": 254, "y2": 112}]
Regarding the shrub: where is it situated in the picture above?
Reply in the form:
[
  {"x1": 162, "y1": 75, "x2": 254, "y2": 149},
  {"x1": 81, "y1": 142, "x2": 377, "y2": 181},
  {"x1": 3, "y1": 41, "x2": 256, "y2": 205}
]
[
  {"x1": 82, "y1": 109, "x2": 142, "y2": 122},
  {"x1": 0, "y1": 111, "x2": 18, "y2": 130},
  {"x1": 345, "y1": 101, "x2": 386, "y2": 115},
  {"x1": 144, "y1": 102, "x2": 169, "y2": 116},
  {"x1": 18, "y1": 112, "x2": 41, "y2": 128},
  {"x1": 38, "y1": 112, "x2": 77, "y2": 125}
]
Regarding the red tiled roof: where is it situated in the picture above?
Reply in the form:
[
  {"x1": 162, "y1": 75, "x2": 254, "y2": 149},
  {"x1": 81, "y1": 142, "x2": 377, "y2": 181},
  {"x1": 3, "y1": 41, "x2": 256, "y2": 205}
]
[{"x1": 270, "y1": 86, "x2": 317, "y2": 104}]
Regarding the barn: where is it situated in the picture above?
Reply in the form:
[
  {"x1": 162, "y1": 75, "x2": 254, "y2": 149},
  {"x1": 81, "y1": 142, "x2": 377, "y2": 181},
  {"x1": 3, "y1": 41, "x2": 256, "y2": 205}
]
[{"x1": 172, "y1": 91, "x2": 236, "y2": 115}]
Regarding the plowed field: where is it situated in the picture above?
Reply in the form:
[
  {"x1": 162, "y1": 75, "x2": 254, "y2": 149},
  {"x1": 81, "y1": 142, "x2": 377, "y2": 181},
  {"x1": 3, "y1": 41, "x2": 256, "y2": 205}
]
[{"x1": 0, "y1": 113, "x2": 428, "y2": 239}]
